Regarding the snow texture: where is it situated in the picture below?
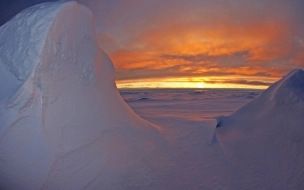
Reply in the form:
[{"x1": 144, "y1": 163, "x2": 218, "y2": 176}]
[
  {"x1": 1, "y1": 1, "x2": 304, "y2": 189},
  {"x1": 0, "y1": 1, "x2": 167, "y2": 189},
  {"x1": 216, "y1": 69, "x2": 304, "y2": 189}
]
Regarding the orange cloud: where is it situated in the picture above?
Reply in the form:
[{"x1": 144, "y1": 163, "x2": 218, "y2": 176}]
[{"x1": 85, "y1": 0, "x2": 304, "y2": 89}]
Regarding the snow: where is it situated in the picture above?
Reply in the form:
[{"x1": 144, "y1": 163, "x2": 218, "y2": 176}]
[
  {"x1": 0, "y1": 1, "x2": 167, "y2": 189},
  {"x1": 122, "y1": 70, "x2": 304, "y2": 189},
  {"x1": 215, "y1": 69, "x2": 304, "y2": 189},
  {"x1": 121, "y1": 89, "x2": 260, "y2": 189},
  {"x1": 121, "y1": 89, "x2": 260, "y2": 122},
  {"x1": 1, "y1": 1, "x2": 304, "y2": 189}
]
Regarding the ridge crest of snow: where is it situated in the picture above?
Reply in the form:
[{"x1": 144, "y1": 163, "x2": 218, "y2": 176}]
[
  {"x1": 0, "y1": 1, "x2": 70, "y2": 81},
  {"x1": 268, "y1": 69, "x2": 304, "y2": 104}
]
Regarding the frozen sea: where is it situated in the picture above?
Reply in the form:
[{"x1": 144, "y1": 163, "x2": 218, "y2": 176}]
[{"x1": 120, "y1": 88, "x2": 261, "y2": 128}]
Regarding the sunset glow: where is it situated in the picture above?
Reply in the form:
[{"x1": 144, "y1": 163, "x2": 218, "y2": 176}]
[
  {"x1": 116, "y1": 75, "x2": 278, "y2": 90},
  {"x1": 81, "y1": 0, "x2": 304, "y2": 89}
]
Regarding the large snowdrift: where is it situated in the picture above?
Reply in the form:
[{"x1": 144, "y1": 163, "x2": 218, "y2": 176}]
[
  {"x1": 216, "y1": 69, "x2": 304, "y2": 189},
  {"x1": 0, "y1": 1, "x2": 168, "y2": 189}
]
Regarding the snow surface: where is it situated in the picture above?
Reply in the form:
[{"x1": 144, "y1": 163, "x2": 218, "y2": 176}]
[
  {"x1": 215, "y1": 69, "x2": 304, "y2": 189},
  {"x1": 121, "y1": 89, "x2": 260, "y2": 122},
  {"x1": 0, "y1": 2, "x2": 167, "y2": 189},
  {"x1": 1, "y1": 1, "x2": 304, "y2": 190},
  {"x1": 122, "y1": 81, "x2": 304, "y2": 189}
]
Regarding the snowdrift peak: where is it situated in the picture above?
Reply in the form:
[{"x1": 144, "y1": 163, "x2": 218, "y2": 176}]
[
  {"x1": 216, "y1": 69, "x2": 304, "y2": 128},
  {"x1": 0, "y1": 1, "x2": 95, "y2": 101},
  {"x1": 268, "y1": 69, "x2": 304, "y2": 103},
  {"x1": 280, "y1": 69, "x2": 304, "y2": 89},
  {"x1": 0, "y1": 1, "x2": 94, "y2": 83},
  {"x1": 0, "y1": 1, "x2": 68, "y2": 81}
]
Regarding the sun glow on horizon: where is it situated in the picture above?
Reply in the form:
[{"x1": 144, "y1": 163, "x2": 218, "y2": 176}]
[
  {"x1": 197, "y1": 83, "x2": 205, "y2": 88},
  {"x1": 116, "y1": 76, "x2": 278, "y2": 90}
]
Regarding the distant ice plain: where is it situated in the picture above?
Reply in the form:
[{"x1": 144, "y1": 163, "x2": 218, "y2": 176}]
[
  {"x1": 120, "y1": 89, "x2": 262, "y2": 189},
  {"x1": 120, "y1": 89, "x2": 261, "y2": 127}
]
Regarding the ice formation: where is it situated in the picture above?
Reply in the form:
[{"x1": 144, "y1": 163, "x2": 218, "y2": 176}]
[
  {"x1": 216, "y1": 69, "x2": 304, "y2": 189},
  {"x1": 0, "y1": 1, "x2": 167, "y2": 189}
]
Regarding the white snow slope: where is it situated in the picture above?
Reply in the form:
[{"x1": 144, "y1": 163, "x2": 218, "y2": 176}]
[
  {"x1": 216, "y1": 69, "x2": 304, "y2": 189},
  {"x1": 0, "y1": 1, "x2": 168, "y2": 189}
]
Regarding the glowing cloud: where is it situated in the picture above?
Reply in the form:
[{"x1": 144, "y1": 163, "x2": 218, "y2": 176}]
[{"x1": 80, "y1": 0, "x2": 304, "y2": 89}]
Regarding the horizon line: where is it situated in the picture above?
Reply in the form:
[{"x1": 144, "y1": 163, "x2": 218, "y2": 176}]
[{"x1": 117, "y1": 87, "x2": 264, "y2": 91}]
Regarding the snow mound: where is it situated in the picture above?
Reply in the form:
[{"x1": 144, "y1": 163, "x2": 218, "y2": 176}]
[
  {"x1": 0, "y1": 1, "x2": 168, "y2": 189},
  {"x1": 269, "y1": 69, "x2": 304, "y2": 104},
  {"x1": 215, "y1": 69, "x2": 304, "y2": 189},
  {"x1": 0, "y1": 2, "x2": 62, "y2": 101}
]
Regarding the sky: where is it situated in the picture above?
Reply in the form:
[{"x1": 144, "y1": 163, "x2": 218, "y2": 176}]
[{"x1": 1, "y1": 0, "x2": 304, "y2": 89}]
